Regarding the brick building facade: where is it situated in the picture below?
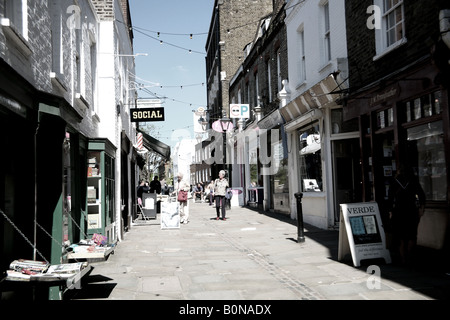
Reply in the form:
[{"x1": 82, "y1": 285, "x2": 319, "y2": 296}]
[
  {"x1": 344, "y1": 0, "x2": 450, "y2": 264},
  {"x1": 228, "y1": 0, "x2": 289, "y2": 212},
  {"x1": 204, "y1": 0, "x2": 274, "y2": 181},
  {"x1": 205, "y1": 0, "x2": 273, "y2": 122}
]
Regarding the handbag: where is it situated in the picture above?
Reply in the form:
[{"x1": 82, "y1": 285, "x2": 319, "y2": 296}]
[
  {"x1": 225, "y1": 188, "x2": 233, "y2": 200},
  {"x1": 177, "y1": 190, "x2": 188, "y2": 202}
]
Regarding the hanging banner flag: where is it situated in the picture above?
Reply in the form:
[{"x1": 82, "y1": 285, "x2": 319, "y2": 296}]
[{"x1": 130, "y1": 107, "x2": 165, "y2": 122}]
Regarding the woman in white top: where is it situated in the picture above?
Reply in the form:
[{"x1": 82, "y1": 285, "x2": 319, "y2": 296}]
[{"x1": 213, "y1": 170, "x2": 229, "y2": 220}]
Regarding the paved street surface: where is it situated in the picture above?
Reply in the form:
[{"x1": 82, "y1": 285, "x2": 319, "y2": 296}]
[{"x1": 67, "y1": 201, "x2": 450, "y2": 303}]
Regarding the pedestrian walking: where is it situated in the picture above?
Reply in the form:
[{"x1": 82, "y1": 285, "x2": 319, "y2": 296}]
[
  {"x1": 387, "y1": 164, "x2": 426, "y2": 265},
  {"x1": 149, "y1": 175, "x2": 162, "y2": 194},
  {"x1": 174, "y1": 172, "x2": 190, "y2": 224},
  {"x1": 214, "y1": 170, "x2": 229, "y2": 220}
]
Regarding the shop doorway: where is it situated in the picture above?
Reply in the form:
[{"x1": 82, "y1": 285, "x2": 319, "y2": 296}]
[
  {"x1": 373, "y1": 131, "x2": 396, "y2": 217},
  {"x1": 332, "y1": 138, "x2": 362, "y2": 223}
]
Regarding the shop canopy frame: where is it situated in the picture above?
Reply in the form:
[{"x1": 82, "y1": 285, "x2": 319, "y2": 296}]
[{"x1": 136, "y1": 128, "x2": 171, "y2": 159}]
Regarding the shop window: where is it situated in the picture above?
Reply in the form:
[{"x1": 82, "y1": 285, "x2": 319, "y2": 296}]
[
  {"x1": 331, "y1": 108, "x2": 359, "y2": 134},
  {"x1": 63, "y1": 132, "x2": 71, "y2": 244},
  {"x1": 272, "y1": 139, "x2": 289, "y2": 194},
  {"x1": 298, "y1": 123, "x2": 322, "y2": 192},
  {"x1": 405, "y1": 91, "x2": 442, "y2": 122},
  {"x1": 87, "y1": 151, "x2": 102, "y2": 230},
  {"x1": 376, "y1": 107, "x2": 393, "y2": 129},
  {"x1": 249, "y1": 149, "x2": 259, "y2": 186},
  {"x1": 105, "y1": 154, "x2": 115, "y2": 225},
  {"x1": 407, "y1": 121, "x2": 447, "y2": 201}
]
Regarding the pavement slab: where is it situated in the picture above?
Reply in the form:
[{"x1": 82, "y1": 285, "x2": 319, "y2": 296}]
[{"x1": 67, "y1": 201, "x2": 450, "y2": 304}]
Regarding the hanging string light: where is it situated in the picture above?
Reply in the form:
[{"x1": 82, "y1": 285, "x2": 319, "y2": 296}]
[
  {"x1": 138, "y1": 87, "x2": 207, "y2": 109},
  {"x1": 129, "y1": 72, "x2": 206, "y2": 90},
  {"x1": 116, "y1": 20, "x2": 206, "y2": 55}
]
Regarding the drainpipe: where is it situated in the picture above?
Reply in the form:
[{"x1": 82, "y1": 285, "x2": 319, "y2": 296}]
[
  {"x1": 34, "y1": 121, "x2": 39, "y2": 261},
  {"x1": 440, "y1": 9, "x2": 450, "y2": 51}
]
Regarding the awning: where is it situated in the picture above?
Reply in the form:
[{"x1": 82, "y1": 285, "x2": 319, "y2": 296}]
[
  {"x1": 137, "y1": 128, "x2": 171, "y2": 159},
  {"x1": 280, "y1": 75, "x2": 341, "y2": 123},
  {"x1": 257, "y1": 109, "x2": 284, "y2": 130}
]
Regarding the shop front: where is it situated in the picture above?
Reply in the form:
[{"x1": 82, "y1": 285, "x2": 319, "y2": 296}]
[
  {"x1": 0, "y1": 100, "x2": 92, "y2": 299},
  {"x1": 257, "y1": 109, "x2": 290, "y2": 215},
  {"x1": 280, "y1": 75, "x2": 362, "y2": 229},
  {"x1": 86, "y1": 138, "x2": 116, "y2": 241},
  {"x1": 344, "y1": 60, "x2": 450, "y2": 254},
  {"x1": 0, "y1": 60, "x2": 95, "y2": 299}
]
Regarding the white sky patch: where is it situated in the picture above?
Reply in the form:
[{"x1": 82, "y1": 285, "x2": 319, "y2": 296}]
[{"x1": 173, "y1": 65, "x2": 189, "y2": 73}]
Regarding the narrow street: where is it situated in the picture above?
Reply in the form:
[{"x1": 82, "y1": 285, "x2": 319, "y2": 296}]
[{"x1": 66, "y1": 201, "x2": 450, "y2": 302}]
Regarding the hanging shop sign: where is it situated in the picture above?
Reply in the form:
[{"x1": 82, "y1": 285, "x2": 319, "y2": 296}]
[
  {"x1": 369, "y1": 84, "x2": 400, "y2": 107},
  {"x1": 130, "y1": 107, "x2": 165, "y2": 122},
  {"x1": 230, "y1": 104, "x2": 250, "y2": 118},
  {"x1": 338, "y1": 202, "x2": 391, "y2": 267}
]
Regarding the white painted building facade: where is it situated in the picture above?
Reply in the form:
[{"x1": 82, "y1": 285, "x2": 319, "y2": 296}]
[
  {"x1": 94, "y1": 0, "x2": 137, "y2": 240},
  {"x1": 172, "y1": 139, "x2": 196, "y2": 187},
  {"x1": 282, "y1": 0, "x2": 359, "y2": 229}
]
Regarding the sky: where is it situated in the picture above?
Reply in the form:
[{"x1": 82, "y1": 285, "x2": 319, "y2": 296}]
[{"x1": 128, "y1": 0, "x2": 215, "y2": 151}]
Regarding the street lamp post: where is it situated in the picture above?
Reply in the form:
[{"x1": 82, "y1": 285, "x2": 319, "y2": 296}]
[{"x1": 218, "y1": 115, "x2": 232, "y2": 178}]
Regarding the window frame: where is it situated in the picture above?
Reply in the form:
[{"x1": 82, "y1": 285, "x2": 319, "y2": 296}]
[
  {"x1": 297, "y1": 27, "x2": 306, "y2": 85},
  {"x1": 297, "y1": 121, "x2": 323, "y2": 193},
  {"x1": 276, "y1": 48, "x2": 282, "y2": 92},
  {"x1": 267, "y1": 59, "x2": 272, "y2": 102},
  {"x1": 373, "y1": 0, "x2": 407, "y2": 61},
  {"x1": 322, "y1": 2, "x2": 331, "y2": 64}
]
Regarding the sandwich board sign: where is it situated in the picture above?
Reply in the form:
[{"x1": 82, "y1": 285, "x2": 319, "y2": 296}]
[
  {"x1": 160, "y1": 201, "x2": 180, "y2": 229},
  {"x1": 338, "y1": 202, "x2": 391, "y2": 267}
]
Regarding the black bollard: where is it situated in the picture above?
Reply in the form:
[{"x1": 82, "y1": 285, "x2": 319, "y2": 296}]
[{"x1": 294, "y1": 192, "x2": 305, "y2": 243}]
